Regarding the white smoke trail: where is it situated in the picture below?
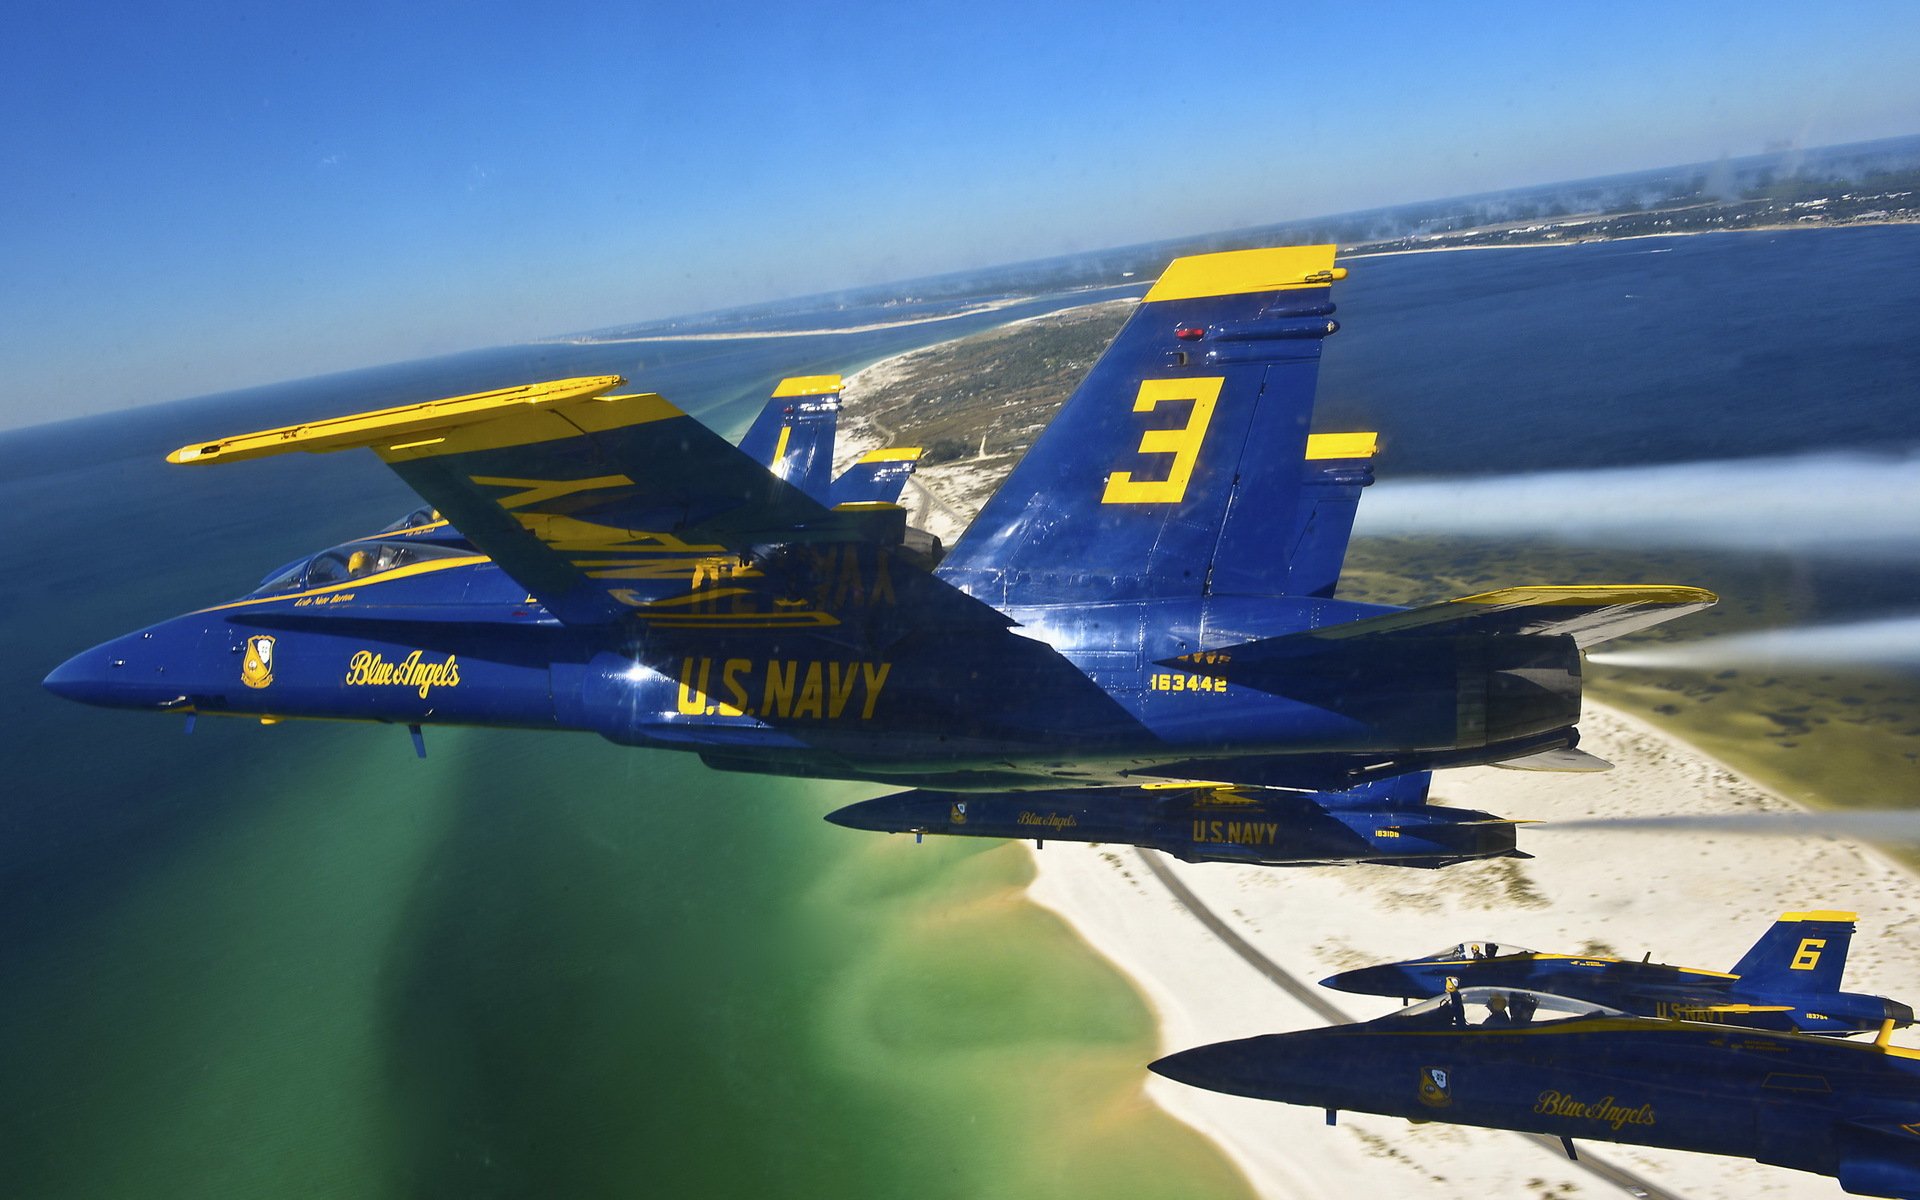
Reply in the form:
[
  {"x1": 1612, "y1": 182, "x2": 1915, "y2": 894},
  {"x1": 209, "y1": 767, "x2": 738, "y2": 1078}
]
[
  {"x1": 1354, "y1": 450, "x2": 1920, "y2": 558},
  {"x1": 1539, "y1": 811, "x2": 1920, "y2": 842},
  {"x1": 1588, "y1": 616, "x2": 1920, "y2": 670}
]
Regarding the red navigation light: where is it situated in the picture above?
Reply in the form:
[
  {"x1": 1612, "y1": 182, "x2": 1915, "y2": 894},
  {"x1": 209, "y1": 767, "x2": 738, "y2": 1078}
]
[{"x1": 1175, "y1": 326, "x2": 1205, "y2": 341}]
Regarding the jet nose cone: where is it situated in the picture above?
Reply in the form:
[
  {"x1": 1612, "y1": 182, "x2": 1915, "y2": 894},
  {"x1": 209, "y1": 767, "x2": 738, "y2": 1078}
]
[
  {"x1": 43, "y1": 634, "x2": 190, "y2": 711},
  {"x1": 43, "y1": 646, "x2": 115, "y2": 706},
  {"x1": 824, "y1": 792, "x2": 946, "y2": 834},
  {"x1": 823, "y1": 800, "x2": 891, "y2": 832},
  {"x1": 1319, "y1": 964, "x2": 1409, "y2": 998},
  {"x1": 1152, "y1": 1033, "x2": 1340, "y2": 1103},
  {"x1": 1149, "y1": 1042, "x2": 1245, "y2": 1093}
]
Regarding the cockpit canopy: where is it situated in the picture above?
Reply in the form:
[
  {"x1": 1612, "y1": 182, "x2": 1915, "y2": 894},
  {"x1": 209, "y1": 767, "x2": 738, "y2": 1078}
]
[
  {"x1": 378, "y1": 505, "x2": 442, "y2": 534},
  {"x1": 256, "y1": 538, "x2": 471, "y2": 593},
  {"x1": 1386, "y1": 987, "x2": 1623, "y2": 1030},
  {"x1": 1424, "y1": 940, "x2": 1537, "y2": 961}
]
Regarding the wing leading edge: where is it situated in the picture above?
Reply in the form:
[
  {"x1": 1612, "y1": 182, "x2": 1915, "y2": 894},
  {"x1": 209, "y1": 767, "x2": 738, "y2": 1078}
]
[{"x1": 169, "y1": 375, "x2": 994, "y2": 631}]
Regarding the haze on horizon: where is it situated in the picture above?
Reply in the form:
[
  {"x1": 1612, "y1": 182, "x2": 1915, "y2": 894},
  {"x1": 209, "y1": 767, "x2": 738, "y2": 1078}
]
[{"x1": 4, "y1": 1, "x2": 1919, "y2": 430}]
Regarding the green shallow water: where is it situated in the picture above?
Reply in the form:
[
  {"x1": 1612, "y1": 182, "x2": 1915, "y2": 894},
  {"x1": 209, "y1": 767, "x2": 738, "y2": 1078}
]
[
  {"x1": 0, "y1": 720, "x2": 1249, "y2": 1199},
  {"x1": 0, "y1": 327, "x2": 1251, "y2": 1199}
]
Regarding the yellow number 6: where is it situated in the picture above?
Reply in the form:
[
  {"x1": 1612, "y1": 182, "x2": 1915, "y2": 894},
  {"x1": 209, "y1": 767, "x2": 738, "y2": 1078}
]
[
  {"x1": 1101, "y1": 377, "x2": 1224, "y2": 505},
  {"x1": 1790, "y1": 937, "x2": 1826, "y2": 971}
]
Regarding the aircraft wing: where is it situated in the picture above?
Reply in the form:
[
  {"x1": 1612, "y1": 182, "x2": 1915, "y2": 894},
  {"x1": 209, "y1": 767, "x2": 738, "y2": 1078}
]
[{"x1": 169, "y1": 376, "x2": 999, "y2": 630}]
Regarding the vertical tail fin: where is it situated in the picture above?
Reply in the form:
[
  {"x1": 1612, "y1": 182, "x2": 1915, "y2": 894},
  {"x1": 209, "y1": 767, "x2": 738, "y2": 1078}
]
[
  {"x1": 1730, "y1": 911, "x2": 1856, "y2": 994},
  {"x1": 936, "y1": 245, "x2": 1353, "y2": 606},
  {"x1": 738, "y1": 375, "x2": 842, "y2": 502}
]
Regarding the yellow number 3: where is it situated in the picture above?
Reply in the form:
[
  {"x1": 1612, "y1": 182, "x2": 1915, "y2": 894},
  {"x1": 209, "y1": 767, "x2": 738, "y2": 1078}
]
[{"x1": 1101, "y1": 377, "x2": 1225, "y2": 505}]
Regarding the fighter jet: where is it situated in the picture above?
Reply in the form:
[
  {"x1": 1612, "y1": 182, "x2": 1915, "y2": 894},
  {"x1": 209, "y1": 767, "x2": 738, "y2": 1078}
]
[
  {"x1": 43, "y1": 245, "x2": 1714, "y2": 862},
  {"x1": 1152, "y1": 988, "x2": 1920, "y2": 1198},
  {"x1": 824, "y1": 776, "x2": 1527, "y2": 869},
  {"x1": 1321, "y1": 911, "x2": 1916, "y2": 1033}
]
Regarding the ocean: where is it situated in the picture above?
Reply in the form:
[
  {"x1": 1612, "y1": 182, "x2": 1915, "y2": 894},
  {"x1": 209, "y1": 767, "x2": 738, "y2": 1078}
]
[{"x1": 2, "y1": 225, "x2": 1917, "y2": 1197}]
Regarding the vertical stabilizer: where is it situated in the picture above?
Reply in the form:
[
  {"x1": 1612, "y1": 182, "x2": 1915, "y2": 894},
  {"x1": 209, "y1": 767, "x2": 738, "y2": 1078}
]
[
  {"x1": 936, "y1": 246, "x2": 1353, "y2": 606},
  {"x1": 739, "y1": 375, "x2": 843, "y2": 503},
  {"x1": 1731, "y1": 911, "x2": 1856, "y2": 995}
]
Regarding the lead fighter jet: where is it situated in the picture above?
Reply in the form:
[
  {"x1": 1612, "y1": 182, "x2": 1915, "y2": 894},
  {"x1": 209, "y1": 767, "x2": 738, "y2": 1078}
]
[{"x1": 44, "y1": 245, "x2": 1715, "y2": 866}]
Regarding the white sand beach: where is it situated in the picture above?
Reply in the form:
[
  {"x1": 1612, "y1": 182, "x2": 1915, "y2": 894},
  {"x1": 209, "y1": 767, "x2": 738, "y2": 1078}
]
[{"x1": 835, "y1": 327, "x2": 1920, "y2": 1199}]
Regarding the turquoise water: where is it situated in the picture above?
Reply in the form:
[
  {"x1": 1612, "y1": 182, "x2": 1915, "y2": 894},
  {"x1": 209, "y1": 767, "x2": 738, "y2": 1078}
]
[{"x1": 5, "y1": 226, "x2": 1918, "y2": 1196}]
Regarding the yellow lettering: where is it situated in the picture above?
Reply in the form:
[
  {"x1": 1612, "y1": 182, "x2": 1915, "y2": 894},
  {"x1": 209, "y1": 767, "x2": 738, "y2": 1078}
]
[
  {"x1": 794, "y1": 662, "x2": 824, "y2": 719},
  {"x1": 860, "y1": 662, "x2": 891, "y2": 718},
  {"x1": 835, "y1": 548, "x2": 863, "y2": 607},
  {"x1": 676, "y1": 657, "x2": 710, "y2": 715},
  {"x1": 826, "y1": 663, "x2": 857, "y2": 719},
  {"x1": 1791, "y1": 938, "x2": 1826, "y2": 971},
  {"x1": 1101, "y1": 377, "x2": 1225, "y2": 505},
  {"x1": 720, "y1": 658, "x2": 752, "y2": 717},
  {"x1": 470, "y1": 474, "x2": 635, "y2": 510},
  {"x1": 762, "y1": 660, "x2": 796, "y2": 718}
]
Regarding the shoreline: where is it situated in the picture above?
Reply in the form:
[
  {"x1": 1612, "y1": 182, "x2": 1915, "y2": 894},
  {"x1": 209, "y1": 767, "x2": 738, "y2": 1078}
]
[
  {"x1": 557, "y1": 220, "x2": 1917, "y2": 346},
  {"x1": 1024, "y1": 699, "x2": 1920, "y2": 1200},
  {"x1": 1343, "y1": 215, "x2": 1920, "y2": 260},
  {"x1": 834, "y1": 312, "x2": 1916, "y2": 1199}
]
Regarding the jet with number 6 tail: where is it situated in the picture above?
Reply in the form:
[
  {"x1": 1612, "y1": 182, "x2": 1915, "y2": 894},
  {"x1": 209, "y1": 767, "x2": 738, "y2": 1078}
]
[
  {"x1": 43, "y1": 245, "x2": 1714, "y2": 866},
  {"x1": 1322, "y1": 911, "x2": 1916, "y2": 1033}
]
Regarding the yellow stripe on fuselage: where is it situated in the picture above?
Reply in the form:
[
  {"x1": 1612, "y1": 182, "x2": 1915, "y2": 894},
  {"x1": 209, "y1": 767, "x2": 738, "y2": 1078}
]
[
  {"x1": 1145, "y1": 245, "x2": 1346, "y2": 303},
  {"x1": 193, "y1": 555, "x2": 491, "y2": 614}
]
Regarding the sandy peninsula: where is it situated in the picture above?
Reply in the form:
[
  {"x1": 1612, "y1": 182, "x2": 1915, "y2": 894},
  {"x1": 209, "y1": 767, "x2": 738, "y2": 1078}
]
[{"x1": 835, "y1": 328, "x2": 1919, "y2": 1200}]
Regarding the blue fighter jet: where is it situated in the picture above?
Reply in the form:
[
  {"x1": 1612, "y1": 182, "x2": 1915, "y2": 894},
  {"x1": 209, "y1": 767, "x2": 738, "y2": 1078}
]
[
  {"x1": 1151, "y1": 988, "x2": 1920, "y2": 1198},
  {"x1": 43, "y1": 245, "x2": 1716, "y2": 865},
  {"x1": 1322, "y1": 910, "x2": 1916, "y2": 1034}
]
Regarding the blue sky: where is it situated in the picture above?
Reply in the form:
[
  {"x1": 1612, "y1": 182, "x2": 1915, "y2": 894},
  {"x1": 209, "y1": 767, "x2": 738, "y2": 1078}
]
[{"x1": 4, "y1": 1, "x2": 1918, "y2": 425}]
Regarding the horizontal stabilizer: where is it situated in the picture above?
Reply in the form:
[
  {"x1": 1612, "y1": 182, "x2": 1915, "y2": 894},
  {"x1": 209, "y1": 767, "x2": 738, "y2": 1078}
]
[
  {"x1": 1168, "y1": 586, "x2": 1718, "y2": 672},
  {"x1": 1491, "y1": 747, "x2": 1613, "y2": 773},
  {"x1": 831, "y1": 447, "x2": 923, "y2": 507}
]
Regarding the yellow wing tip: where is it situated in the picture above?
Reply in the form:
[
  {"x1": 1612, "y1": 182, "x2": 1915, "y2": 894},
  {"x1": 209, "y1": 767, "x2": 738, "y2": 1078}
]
[
  {"x1": 1780, "y1": 910, "x2": 1858, "y2": 923},
  {"x1": 773, "y1": 374, "x2": 844, "y2": 398},
  {"x1": 857, "y1": 447, "x2": 922, "y2": 464},
  {"x1": 1305, "y1": 432, "x2": 1378, "y2": 460},
  {"x1": 1454, "y1": 585, "x2": 1720, "y2": 608},
  {"x1": 1145, "y1": 245, "x2": 1344, "y2": 303},
  {"x1": 168, "y1": 375, "x2": 629, "y2": 465}
]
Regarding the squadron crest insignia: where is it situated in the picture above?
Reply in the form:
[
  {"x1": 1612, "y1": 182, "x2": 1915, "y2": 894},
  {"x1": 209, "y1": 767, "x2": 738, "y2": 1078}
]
[
  {"x1": 240, "y1": 634, "x2": 276, "y2": 690},
  {"x1": 1419, "y1": 1066, "x2": 1453, "y2": 1109},
  {"x1": 950, "y1": 801, "x2": 968, "y2": 826}
]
